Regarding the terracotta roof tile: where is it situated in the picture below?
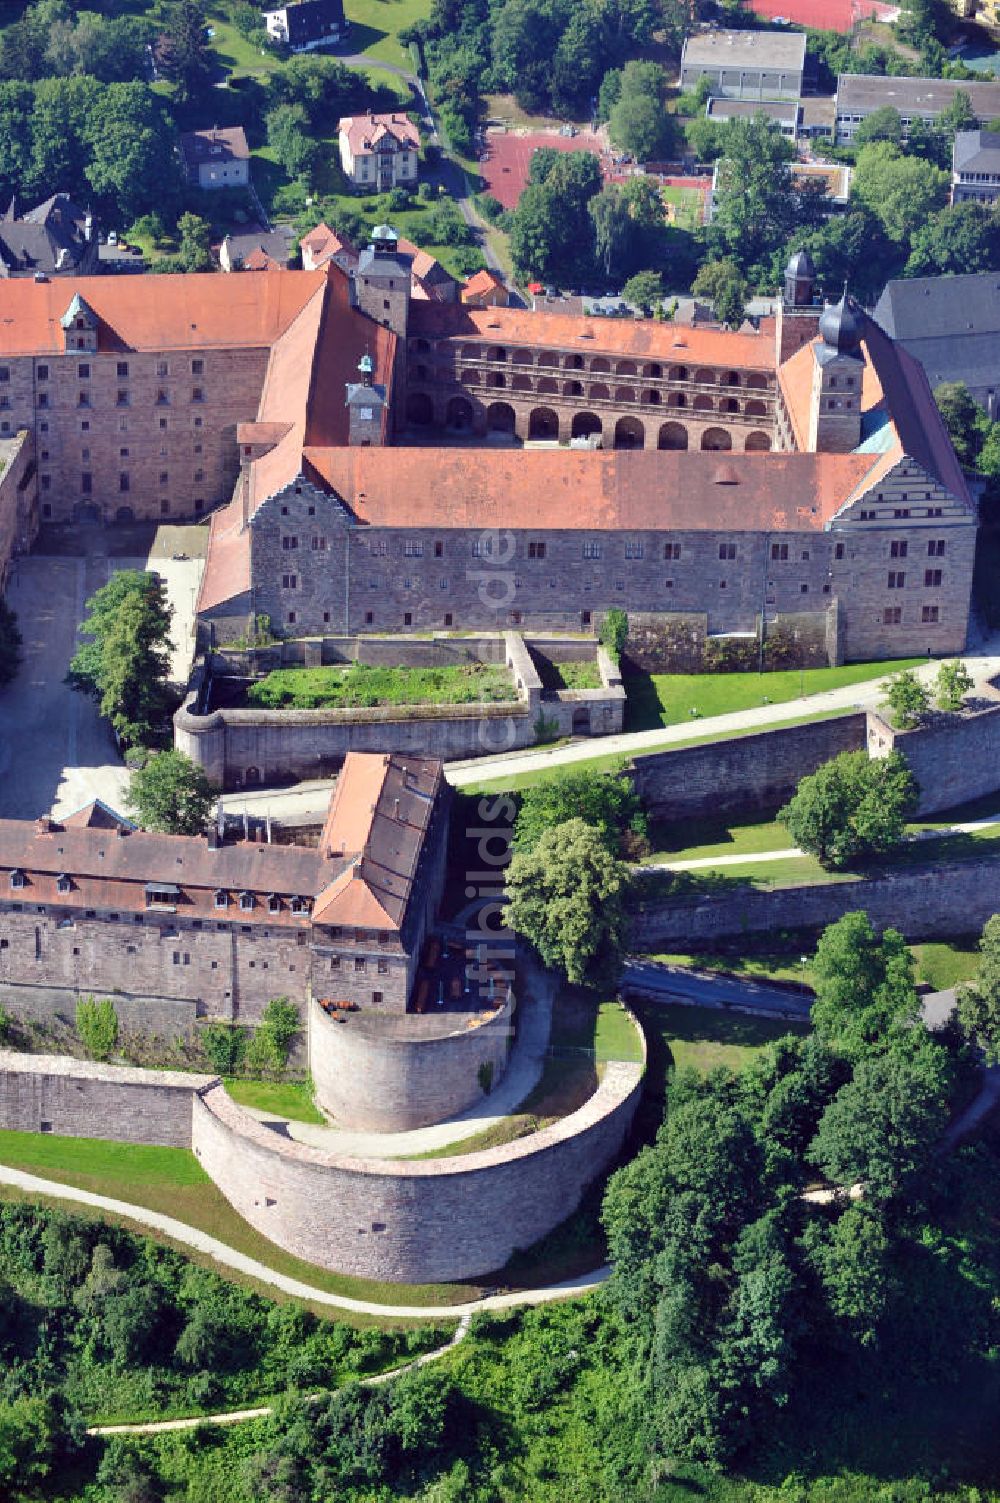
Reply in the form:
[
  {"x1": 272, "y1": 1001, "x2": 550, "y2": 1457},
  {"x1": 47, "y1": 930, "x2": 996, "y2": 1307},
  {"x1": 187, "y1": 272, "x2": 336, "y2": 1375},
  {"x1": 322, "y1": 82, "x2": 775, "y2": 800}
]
[
  {"x1": 409, "y1": 302, "x2": 775, "y2": 370},
  {"x1": 338, "y1": 112, "x2": 420, "y2": 155},
  {"x1": 302, "y1": 445, "x2": 879, "y2": 533},
  {"x1": 0, "y1": 269, "x2": 328, "y2": 356},
  {"x1": 464, "y1": 269, "x2": 505, "y2": 296}
]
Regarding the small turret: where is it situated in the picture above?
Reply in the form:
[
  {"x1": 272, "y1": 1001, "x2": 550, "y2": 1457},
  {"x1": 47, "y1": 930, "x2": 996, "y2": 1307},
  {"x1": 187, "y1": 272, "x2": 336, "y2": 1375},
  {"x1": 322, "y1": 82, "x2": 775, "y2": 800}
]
[{"x1": 345, "y1": 351, "x2": 388, "y2": 447}]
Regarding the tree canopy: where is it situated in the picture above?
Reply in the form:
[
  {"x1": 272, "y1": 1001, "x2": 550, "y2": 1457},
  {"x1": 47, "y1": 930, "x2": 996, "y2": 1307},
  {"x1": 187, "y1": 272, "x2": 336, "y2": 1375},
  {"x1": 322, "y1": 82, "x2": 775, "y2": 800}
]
[
  {"x1": 810, "y1": 910, "x2": 920, "y2": 1060},
  {"x1": 126, "y1": 749, "x2": 217, "y2": 835},
  {"x1": 67, "y1": 570, "x2": 173, "y2": 748},
  {"x1": 513, "y1": 766, "x2": 646, "y2": 855},
  {"x1": 503, "y1": 816, "x2": 629, "y2": 985},
  {"x1": 957, "y1": 912, "x2": 1000, "y2": 1064},
  {"x1": 778, "y1": 749, "x2": 918, "y2": 870}
]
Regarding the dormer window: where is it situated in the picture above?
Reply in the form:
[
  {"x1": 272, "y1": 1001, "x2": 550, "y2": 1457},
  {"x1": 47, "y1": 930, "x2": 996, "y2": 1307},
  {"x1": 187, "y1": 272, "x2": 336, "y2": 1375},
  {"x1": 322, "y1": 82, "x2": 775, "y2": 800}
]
[
  {"x1": 214, "y1": 890, "x2": 228, "y2": 909},
  {"x1": 291, "y1": 897, "x2": 309, "y2": 914},
  {"x1": 145, "y1": 883, "x2": 180, "y2": 908},
  {"x1": 239, "y1": 892, "x2": 254, "y2": 911},
  {"x1": 9, "y1": 869, "x2": 24, "y2": 889},
  {"x1": 267, "y1": 894, "x2": 281, "y2": 914},
  {"x1": 56, "y1": 874, "x2": 72, "y2": 893}
]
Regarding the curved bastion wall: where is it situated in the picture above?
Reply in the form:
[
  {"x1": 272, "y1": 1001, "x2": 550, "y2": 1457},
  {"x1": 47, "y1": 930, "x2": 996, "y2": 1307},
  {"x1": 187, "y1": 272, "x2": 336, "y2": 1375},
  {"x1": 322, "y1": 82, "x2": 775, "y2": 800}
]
[
  {"x1": 190, "y1": 1055, "x2": 644, "y2": 1283},
  {"x1": 309, "y1": 988, "x2": 517, "y2": 1133},
  {"x1": 0, "y1": 1020, "x2": 645, "y2": 1283}
]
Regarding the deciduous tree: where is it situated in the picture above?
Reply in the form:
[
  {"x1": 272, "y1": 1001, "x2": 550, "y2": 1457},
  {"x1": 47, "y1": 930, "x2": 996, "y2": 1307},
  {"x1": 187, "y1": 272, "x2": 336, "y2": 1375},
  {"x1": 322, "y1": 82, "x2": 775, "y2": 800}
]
[
  {"x1": 513, "y1": 765, "x2": 645, "y2": 854},
  {"x1": 778, "y1": 749, "x2": 918, "y2": 870},
  {"x1": 503, "y1": 817, "x2": 628, "y2": 985},
  {"x1": 957, "y1": 912, "x2": 1000, "y2": 1063},
  {"x1": 881, "y1": 668, "x2": 930, "y2": 730},
  {"x1": 810, "y1": 911, "x2": 919, "y2": 1059},
  {"x1": 127, "y1": 749, "x2": 217, "y2": 835},
  {"x1": 67, "y1": 570, "x2": 174, "y2": 747}
]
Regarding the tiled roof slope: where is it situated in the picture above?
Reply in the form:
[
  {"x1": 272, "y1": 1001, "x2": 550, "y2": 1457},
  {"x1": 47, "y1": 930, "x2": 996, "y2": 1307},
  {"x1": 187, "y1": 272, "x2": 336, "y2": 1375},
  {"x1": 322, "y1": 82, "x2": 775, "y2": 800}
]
[
  {"x1": 303, "y1": 445, "x2": 879, "y2": 532},
  {"x1": 408, "y1": 302, "x2": 775, "y2": 369},
  {"x1": 0, "y1": 270, "x2": 328, "y2": 355},
  {"x1": 314, "y1": 755, "x2": 443, "y2": 931}
]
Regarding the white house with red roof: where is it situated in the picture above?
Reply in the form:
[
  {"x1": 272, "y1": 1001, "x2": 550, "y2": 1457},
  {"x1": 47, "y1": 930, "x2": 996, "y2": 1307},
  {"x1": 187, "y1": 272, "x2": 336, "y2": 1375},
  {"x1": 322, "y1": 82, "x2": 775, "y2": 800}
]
[{"x1": 337, "y1": 112, "x2": 421, "y2": 191}]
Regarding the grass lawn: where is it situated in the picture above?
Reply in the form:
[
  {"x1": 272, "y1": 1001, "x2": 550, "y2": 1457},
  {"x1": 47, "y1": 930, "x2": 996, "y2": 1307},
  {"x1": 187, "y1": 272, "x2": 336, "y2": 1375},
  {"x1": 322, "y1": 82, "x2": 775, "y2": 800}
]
[
  {"x1": 247, "y1": 660, "x2": 516, "y2": 709},
  {"x1": 344, "y1": 0, "x2": 430, "y2": 67},
  {"x1": 457, "y1": 707, "x2": 852, "y2": 795},
  {"x1": 0, "y1": 1130, "x2": 483, "y2": 1309},
  {"x1": 643, "y1": 813, "x2": 791, "y2": 864},
  {"x1": 647, "y1": 936, "x2": 982, "y2": 993},
  {"x1": 222, "y1": 1078, "x2": 326, "y2": 1124},
  {"x1": 623, "y1": 657, "x2": 924, "y2": 733},
  {"x1": 207, "y1": 8, "x2": 281, "y2": 78},
  {"x1": 637, "y1": 1001, "x2": 808, "y2": 1082},
  {"x1": 660, "y1": 184, "x2": 704, "y2": 231}
]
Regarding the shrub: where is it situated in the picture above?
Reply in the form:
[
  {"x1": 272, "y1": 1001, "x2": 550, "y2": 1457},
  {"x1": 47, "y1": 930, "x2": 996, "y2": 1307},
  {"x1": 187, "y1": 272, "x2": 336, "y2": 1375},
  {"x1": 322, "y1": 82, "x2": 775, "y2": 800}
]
[
  {"x1": 245, "y1": 998, "x2": 300, "y2": 1077},
  {"x1": 200, "y1": 1023, "x2": 248, "y2": 1076},
  {"x1": 76, "y1": 997, "x2": 119, "y2": 1062},
  {"x1": 599, "y1": 609, "x2": 628, "y2": 662},
  {"x1": 934, "y1": 658, "x2": 973, "y2": 712},
  {"x1": 881, "y1": 668, "x2": 930, "y2": 729}
]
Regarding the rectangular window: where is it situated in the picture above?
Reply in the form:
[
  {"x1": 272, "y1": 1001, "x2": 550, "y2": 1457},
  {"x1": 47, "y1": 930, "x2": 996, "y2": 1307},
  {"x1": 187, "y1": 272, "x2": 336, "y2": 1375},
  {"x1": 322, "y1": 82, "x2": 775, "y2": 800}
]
[
  {"x1": 472, "y1": 537, "x2": 494, "y2": 558},
  {"x1": 921, "y1": 605, "x2": 940, "y2": 623},
  {"x1": 718, "y1": 543, "x2": 736, "y2": 561},
  {"x1": 894, "y1": 508, "x2": 910, "y2": 518},
  {"x1": 78, "y1": 391, "x2": 90, "y2": 408},
  {"x1": 81, "y1": 473, "x2": 92, "y2": 494},
  {"x1": 116, "y1": 390, "x2": 129, "y2": 407},
  {"x1": 159, "y1": 471, "x2": 168, "y2": 486},
  {"x1": 883, "y1": 606, "x2": 902, "y2": 625},
  {"x1": 156, "y1": 389, "x2": 169, "y2": 406},
  {"x1": 888, "y1": 571, "x2": 905, "y2": 588},
  {"x1": 281, "y1": 574, "x2": 297, "y2": 589},
  {"x1": 582, "y1": 540, "x2": 602, "y2": 560},
  {"x1": 41, "y1": 474, "x2": 50, "y2": 491},
  {"x1": 281, "y1": 536, "x2": 299, "y2": 550},
  {"x1": 404, "y1": 611, "x2": 413, "y2": 626},
  {"x1": 157, "y1": 361, "x2": 168, "y2": 377},
  {"x1": 37, "y1": 364, "x2": 48, "y2": 381},
  {"x1": 834, "y1": 542, "x2": 845, "y2": 560},
  {"x1": 663, "y1": 542, "x2": 681, "y2": 560},
  {"x1": 354, "y1": 957, "x2": 366, "y2": 972},
  {"x1": 528, "y1": 540, "x2": 547, "y2": 559},
  {"x1": 928, "y1": 539, "x2": 946, "y2": 557},
  {"x1": 192, "y1": 387, "x2": 204, "y2": 403},
  {"x1": 890, "y1": 540, "x2": 907, "y2": 558},
  {"x1": 192, "y1": 358, "x2": 204, "y2": 375},
  {"x1": 434, "y1": 540, "x2": 443, "y2": 557},
  {"x1": 403, "y1": 539, "x2": 423, "y2": 557},
  {"x1": 625, "y1": 540, "x2": 644, "y2": 560},
  {"x1": 370, "y1": 539, "x2": 387, "y2": 556},
  {"x1": 770, "y1": 543, "x2": 789, "y2": 561},
  {"x1": 77, "y1": 362, "x2": 90, "y2": 379},
  {"x1": 311, "y1": 535, "x2": 326, "y2": 551},
  {"x1": 924, "y1": 569, "x2": 942, "y2": 587},
  {"x1": 117, "y1": 361, "x2": 129, "y2": 378},
  {"x1": 0, "y1": 366, "x2": 8, "y2": 382},
  {"x1": 119, "y1": 473, "x2": 130, "y2": 492}
]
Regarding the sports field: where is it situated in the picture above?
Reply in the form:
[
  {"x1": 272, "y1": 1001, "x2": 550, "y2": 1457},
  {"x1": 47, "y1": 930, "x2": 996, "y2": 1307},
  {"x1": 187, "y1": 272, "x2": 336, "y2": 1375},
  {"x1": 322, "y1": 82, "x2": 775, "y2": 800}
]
[{"x1": 481, "y1": 129, "x2": 608, "y2": 210}]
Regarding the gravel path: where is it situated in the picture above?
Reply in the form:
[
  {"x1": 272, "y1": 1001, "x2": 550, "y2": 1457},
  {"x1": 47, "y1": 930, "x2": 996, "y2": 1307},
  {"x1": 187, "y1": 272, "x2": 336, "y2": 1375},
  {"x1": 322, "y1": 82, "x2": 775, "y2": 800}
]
[{"x1": 0, "y1": 1164, "x2": 610, "y2": 1319}]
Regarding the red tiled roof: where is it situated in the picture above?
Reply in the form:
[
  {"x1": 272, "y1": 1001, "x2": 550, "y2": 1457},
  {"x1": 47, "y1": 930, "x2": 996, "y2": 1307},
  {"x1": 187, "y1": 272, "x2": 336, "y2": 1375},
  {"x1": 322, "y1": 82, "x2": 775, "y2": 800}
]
[
  {"x1": 0, "y1": 270, "x2": 327, "y2": 355},
  {"x1": 302, "y1": 445, "x2": 880, "y2": 533},
  {"x1": 409, "y1": 302, "x2": 775, "y2": 370},
  {"x1": 337, "y1": 112, "x2": 420, "y2": 154},
  {"x1": 463, "y1": 269, "x2": 505, "y2": 296}
]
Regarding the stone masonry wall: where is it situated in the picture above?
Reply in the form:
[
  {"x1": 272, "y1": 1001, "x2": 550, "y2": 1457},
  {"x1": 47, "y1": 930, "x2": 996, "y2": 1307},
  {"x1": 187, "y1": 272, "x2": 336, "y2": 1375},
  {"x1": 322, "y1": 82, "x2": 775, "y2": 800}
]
[
  {"x1": 309, "y1": 989, "x2": 515, "y2": 1132},
  {"x1": 192, "y1": 1059, "x2": 643, "y2": 1283},
  {"x1": 0, "y1": 1050, "x2": 213, "y2": 1148},
  {"x1": 631, "y1": 713, "x2": 867, "y2": 821},
  {"x1": 632, "y1": 854, "x2": 1000, "y2": 949},
  {"x1": 867, "y1": 701, "x2": 1000, "y2": 816}
]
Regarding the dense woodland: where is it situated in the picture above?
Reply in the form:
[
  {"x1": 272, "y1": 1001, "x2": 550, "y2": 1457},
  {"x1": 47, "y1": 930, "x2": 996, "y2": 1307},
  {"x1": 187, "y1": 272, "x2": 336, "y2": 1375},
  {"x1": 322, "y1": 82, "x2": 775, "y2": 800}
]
[{"x1": 4, "y1": 908, "x2": 1000, "y2": 1499}]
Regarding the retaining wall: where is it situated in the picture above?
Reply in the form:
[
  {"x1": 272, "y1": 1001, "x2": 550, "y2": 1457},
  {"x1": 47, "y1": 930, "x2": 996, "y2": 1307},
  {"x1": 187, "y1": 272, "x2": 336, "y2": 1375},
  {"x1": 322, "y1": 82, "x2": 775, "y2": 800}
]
[
  {"x1": 309, "y1": 988, "x2": 516, "y2": 1133},
  {"x1": 632, "y1": 854, "x2": 1000, "y2": 948},
  {"x1": 192, "y1": 1055, "x2": 643, "y2": 1283},
  {"x1": 631, "y1": 712, "x2": 867, "y2": 821},
  {"x1": 867, "y1": 698, "x2": 1000, "y2": 816},
  {"x1": 0, "y1": 1050, "x2": 214, "y2": 1149}
]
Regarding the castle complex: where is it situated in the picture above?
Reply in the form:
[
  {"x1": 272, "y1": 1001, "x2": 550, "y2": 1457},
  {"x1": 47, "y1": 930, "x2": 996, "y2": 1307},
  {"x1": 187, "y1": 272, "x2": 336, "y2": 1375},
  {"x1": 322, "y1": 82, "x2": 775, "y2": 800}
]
[{"x1": 0, "y1": 237, "x2": 978, "y2": 666}]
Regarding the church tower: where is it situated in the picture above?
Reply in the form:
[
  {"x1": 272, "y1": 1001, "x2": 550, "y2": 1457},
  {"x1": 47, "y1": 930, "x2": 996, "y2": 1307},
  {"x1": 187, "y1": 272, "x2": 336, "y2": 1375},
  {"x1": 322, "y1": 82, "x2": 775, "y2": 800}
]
[
  {"x1": 352, "y1": 224, "x2": 412, "y2": 337},
  {"x1": 345, "y1": 352, "x2": 388, "y2": 447},
  {"x1": 807, "y1": 293, "x2": 865, "y2": 454},
  {"x1": 775, "y1": 248, "x2": 821, "y2": 365}
]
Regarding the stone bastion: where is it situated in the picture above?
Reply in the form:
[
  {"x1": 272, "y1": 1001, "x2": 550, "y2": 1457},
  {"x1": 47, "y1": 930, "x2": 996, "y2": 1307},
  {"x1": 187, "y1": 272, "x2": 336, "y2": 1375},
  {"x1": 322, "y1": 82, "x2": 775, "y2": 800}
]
[
  {"x1": 174, "y1": 631, "x2": 624, "y2": 787},
  {"x1": 0, "y1": 1026, "x2": 645, "y2": 1283},
  {"x1": 309, "y1": 984, "x2": 517, "y2": 1133}
]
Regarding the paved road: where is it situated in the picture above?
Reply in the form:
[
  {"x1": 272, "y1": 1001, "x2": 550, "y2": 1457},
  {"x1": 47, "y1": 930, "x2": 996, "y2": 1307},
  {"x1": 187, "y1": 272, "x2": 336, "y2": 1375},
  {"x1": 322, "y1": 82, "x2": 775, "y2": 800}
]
[
  {"x1": 622, "y1": 959, "x2": 814, "y2": 1022},
  {"x1": 0, "y1": 530, "x2": 204, "y2": 822},
  {"x1": 0, "y1": 1163, "x2": 609, "y2": 1318}
]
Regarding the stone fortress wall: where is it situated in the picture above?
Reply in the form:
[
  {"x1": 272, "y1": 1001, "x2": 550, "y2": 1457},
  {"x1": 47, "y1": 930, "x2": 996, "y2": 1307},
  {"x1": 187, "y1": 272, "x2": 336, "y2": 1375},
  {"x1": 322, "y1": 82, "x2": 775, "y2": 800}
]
[
  {"x1": 632, "y1": 853, "x2": 1000, "y2": 949},
  {"x1": 175, "y1": 631, "x2": 624, "y2": 788},
  {"x1": 0, "y1": 1033, "x2": 644, "y2": 1283},
  {"x1": 309, "y1": 986, "x2": 516, "y2": 1133}
]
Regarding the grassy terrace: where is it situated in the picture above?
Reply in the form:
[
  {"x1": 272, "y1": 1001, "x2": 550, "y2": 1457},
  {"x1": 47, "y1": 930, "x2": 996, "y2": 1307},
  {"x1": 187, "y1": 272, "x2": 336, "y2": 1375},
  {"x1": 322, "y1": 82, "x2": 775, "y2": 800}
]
[
  {"x1": 344, "y1": 0, "x2": 430, "y2": 67},
  {"x1": 222, "y1": 1078, "x2": 326, "y2": 1124},
  {"x1": 408, "y1": 994, "x2": 643, "y2": 1161},
  {"x1": 622, "y1": 657, "x2": 923, "y2": 732},
  {"x1": 648, "y1": 938, "x2": 982, "y2": 994},
  {"x1": 246, "y1": 660, "x2": 516, "y2": 710},
  {"x1": 0, "y1": 1131, "x2": 481, "y2": 1310}
]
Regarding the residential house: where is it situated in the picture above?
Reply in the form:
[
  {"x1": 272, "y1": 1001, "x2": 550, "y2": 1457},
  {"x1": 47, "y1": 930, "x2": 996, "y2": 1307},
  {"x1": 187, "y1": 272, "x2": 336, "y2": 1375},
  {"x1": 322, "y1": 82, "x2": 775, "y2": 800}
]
[
  {"x1": 874, "y1": 271, "x2": 1000, "y2": 416},
  {"x1": 951, "y1": 128, "x2": 1000, "y2": 203},
  {"x1": 338, "y1": 112, "x2": 421, "y2": 191},
  {"x1": 180, "y1": 127, "x2": 251, "y2": 191},
  {"x1": 0, "y1": 195, "x2": 99, "y2": 280},
  {"x1": 462, "y1": 268, "x2": 509, "y2": 307},
  {"x1": 261, "y1": 0, "x2": 345, "y2": 51},
  {"x1": 220, "y1": 230, "x2": 293, "y2": 272}
]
